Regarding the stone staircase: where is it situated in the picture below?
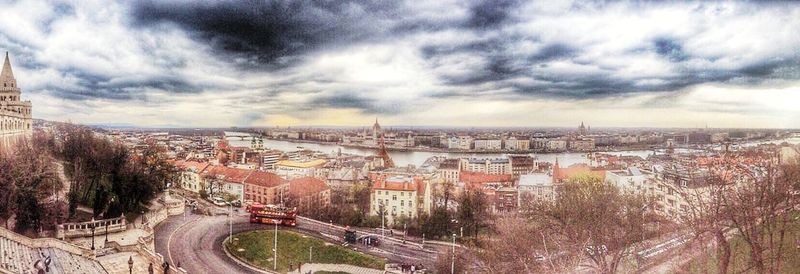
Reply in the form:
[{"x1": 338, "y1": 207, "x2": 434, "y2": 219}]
[{"x1": 1, "y1": 232, "x2": 107, "y2": 273}]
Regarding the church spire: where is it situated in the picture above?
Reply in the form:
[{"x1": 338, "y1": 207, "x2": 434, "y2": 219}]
[{"x1": 1, "y1": 52, "x2": 17, "y2": 88}]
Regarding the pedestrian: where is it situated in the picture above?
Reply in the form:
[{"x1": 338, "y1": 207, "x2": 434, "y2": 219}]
[
  {"x1": 411, "y1": 264, "x2": 416, "y2": 273},
  {"x1": 148, "y1": 262, "x2": 154, "y2": 274}
]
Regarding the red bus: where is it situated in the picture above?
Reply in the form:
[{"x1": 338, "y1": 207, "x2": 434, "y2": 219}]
[{"x1": 247, "y1": 203, "x2": 297, "y2": 226}]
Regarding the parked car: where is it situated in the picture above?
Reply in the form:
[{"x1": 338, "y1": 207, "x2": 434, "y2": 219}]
[{"x1": 210, "y1": 197, "x2": 227, "y2": 206}]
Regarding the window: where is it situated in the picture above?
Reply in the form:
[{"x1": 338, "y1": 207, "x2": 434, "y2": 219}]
[
  {"x1": 401, "y1": 200, "x2": 404, "y2": 206},
  {"x1": 393, "y1": 195, "x2": 397, "y2": 201}
]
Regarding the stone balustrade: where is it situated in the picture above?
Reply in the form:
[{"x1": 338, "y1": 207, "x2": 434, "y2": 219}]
[{"x1": 56, "y1": 216, "x2": 127, "y2": 240}]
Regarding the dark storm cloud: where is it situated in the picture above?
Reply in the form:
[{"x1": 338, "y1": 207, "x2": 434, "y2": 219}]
[
  {"x1": 130, "y1": 0, "x2": 404, "y2": 70},
  {"x1": 653, "y1": 38, "x2": 688, "y2": 62},
  {"x1": 44, "y1": 69, "x2": 204, "y2": 102},
  {"x1": 308, "y1": 93, "x2": 405, "y2": 115},
  {"x1": 465, "y1": 0, "x2": 520, "y2": 29},
  {"x1": 7, "y1": 0, "x2": 800, "y2": 127},
  {"x1": 309, "y1": 93, "x2": 381, "y2": 111}
]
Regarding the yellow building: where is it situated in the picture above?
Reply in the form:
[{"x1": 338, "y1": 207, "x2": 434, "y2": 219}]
[{"x1": 275, "y1": 159, "x2": 327, "y2": 179}]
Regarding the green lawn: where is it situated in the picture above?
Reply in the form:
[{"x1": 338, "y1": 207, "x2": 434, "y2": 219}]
[
  {"x1": 682, "y1": 213, "x2": 800, "y2": 273},
  {"x1": 225, "y1": 230, "x2": 385, "y2": 273}
]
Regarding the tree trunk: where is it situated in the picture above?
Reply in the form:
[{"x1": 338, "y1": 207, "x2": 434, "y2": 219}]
[
  {"x1": 716, "y1": 230, "x2": 730, "y2": 274},
  {"x1": 751, "y1": 243, "x2": 766, "y2": 273}
]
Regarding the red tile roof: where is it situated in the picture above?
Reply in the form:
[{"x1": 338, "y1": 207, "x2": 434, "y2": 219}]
[
  {"x1": 204, "y1": 166, "x2": 252, "y2": 183},
  {"x1": 288, "y1": 177, "x2": 329, "y2": 197},
  {"x1": 173, "y1": 160, "x2": 210, "y2": 173},
  {"x1": 245, "y1": 170, "x2": 286, "y2": 188},
  {"x1": 371, "y1": 176, "x2": 418, "y2": 192},
  {"x1": 459, "y1": 171, "x2": 513, "y2": 184}
]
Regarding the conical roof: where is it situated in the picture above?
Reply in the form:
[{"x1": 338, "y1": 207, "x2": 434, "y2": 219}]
[{"x1": 1, "y1": 52, "x2": 16, "y2": 88}]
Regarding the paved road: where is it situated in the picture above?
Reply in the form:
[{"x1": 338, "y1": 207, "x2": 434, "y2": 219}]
[{"x1": 154, "y1": 208, "x2": 442, "y2": 274}]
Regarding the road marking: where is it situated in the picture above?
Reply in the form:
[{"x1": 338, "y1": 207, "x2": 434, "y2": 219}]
[{"x1": 168, "y1": 215, "x2": 200, "y2": 265}]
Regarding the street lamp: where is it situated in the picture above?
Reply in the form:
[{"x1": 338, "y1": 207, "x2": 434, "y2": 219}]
[
  {"x1": 127, "y1": 256, "x2": 133, "y2": 274},
  {"x1": 379, "y1": 204, "x2": 385, "y2": 242},
  {"x1": 90, "y1": 218, "x2": 96, "y2": 251},
  {"x1": 273, "y1": 222, "x2": 278, "y2": 271},
  {"x1": 228, "y1": 203, "x2": 232, "y2": 241},
  {"x1": 451, "y1": 233, "x2": 456, "y2": 274},
  {"x1": 105, "y1": 222, "x2": 109, "y2": 243}
]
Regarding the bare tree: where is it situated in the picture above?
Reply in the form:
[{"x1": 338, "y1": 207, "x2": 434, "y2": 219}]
[
  {"x1": 525, "y1": 174, "x2": 657, "y2": 273},
  {"x1": 676, "y1": 171, "x2": 732, "y2": 274},
  {"x1": 718, "y1": 156, "x2": 800, "y2": 273}
]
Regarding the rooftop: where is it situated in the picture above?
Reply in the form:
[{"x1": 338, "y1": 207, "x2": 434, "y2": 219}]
[{"x1": 277, "y1": 159, "x2": 327, "y2": 168}]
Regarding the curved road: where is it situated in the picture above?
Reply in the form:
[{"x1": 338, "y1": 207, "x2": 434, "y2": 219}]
[{"x1": 154, "y1": 209, "x2": 442, "y2": 274}]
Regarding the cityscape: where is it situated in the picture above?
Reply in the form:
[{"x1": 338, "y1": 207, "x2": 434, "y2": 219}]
[{"x1": 2, "y1": 1, "x2": 800, "y2": 274}]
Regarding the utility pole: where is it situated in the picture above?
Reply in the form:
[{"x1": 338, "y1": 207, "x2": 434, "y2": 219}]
[
  {"x1": 273, "y1": 222, "x2": 278, "y2": 271},
  {"x1": 228, "y1": 204, "x2": 232, "y2": 241},
  {"x1": 380, "y1": 204, "x2": 385, "y2": 242},
  {"x1": 451, "y1": 233, "x2": 456, "y2": 274},
  {"x1": 309, "y1": 246, "x2": 312, "y2": 262}
]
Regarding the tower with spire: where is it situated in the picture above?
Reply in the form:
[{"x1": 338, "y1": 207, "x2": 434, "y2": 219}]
[
  {"x1": 1, "y1": 52, "x2": 33, "y2": 135},
  {"x1": 578, "y1": 122, "x2": 587, "y2": 136},
  {"x1": 376, "y1": 133, "x2": 395, "y2": 168},
  {"x1": 372, "y1": 118, "x2": 382, "y2": 139}
]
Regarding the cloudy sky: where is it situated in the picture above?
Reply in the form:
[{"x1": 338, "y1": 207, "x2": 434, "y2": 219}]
[{"x1": 1, "y1": 1, "x2": 799, "y2": 128}]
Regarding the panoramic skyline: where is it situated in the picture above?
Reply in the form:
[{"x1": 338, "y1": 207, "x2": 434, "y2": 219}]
[{"x1": 1, "y1": 1, "x2": 799, "y2": 128}]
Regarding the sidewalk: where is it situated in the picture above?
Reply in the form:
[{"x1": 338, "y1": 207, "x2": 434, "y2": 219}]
[{"x1": 289, "y1": 263, "x2": 388, "y2": 274}]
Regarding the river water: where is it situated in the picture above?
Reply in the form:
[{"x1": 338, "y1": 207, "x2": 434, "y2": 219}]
[
  {"x1": 227, "y1": 134, "x2": 800, "y2": 167},
  {"x1": 229, "y1": 137, "x2": 658, "y2": 167}
]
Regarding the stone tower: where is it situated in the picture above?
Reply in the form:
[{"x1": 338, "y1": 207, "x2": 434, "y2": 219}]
[{"x1": 1, "y1": 52, "x2": 33, "y2": 134}]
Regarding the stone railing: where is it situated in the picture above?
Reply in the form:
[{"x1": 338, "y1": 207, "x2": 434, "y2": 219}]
[
  {"x1": 105, "y1": 237, "x2": 188, "y2": 274},
  {"x1": 56, "y1": 216, "x2": 127, "y2": 239},
  {"x1": 140, "y1": 208, "x2": 168, "y2": 230},
  {"x1": 0, "y1": 227, "x2": 94, "y2": 259}
]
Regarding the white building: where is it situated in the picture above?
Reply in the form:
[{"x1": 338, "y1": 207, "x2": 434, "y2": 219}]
[
  {"x1": 261, "y1": 151, "x2": 282, "y2": 169},
  {"x1": 604, "y1": 167, "x2": 652, "y2": 194},
  {"x1": 518, "y1": 173, "x2": 556, "y2": 202},
  {"x1": 462, "y1": 158, "x2": 511, "y2": 175},
  {"x1": 546, "y1": 140, "x2": 567, "y2": 151},
  {"x1": 370, "y1": 175, "x2": 432, "y2": 225},
  {"x1": 504, "y1": 137, "x2": 530, "y2": 151},
  {"x1": 474, "y1": 139, "x2": 502, "y2": 150},
  {"x1": 173, "y1": 160, "x2": 211, "y2": 193},
  {"x1": 448, "y1": 136, "x2": 473, "y2": 150}
]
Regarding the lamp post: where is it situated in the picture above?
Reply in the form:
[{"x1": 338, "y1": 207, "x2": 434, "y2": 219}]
[
  {"x1": 309, "y1": 246, "x2": 312, "y2": 262},
  {"x1": 273, "y1": 222, "x2": 278, "y2": 271},
  {"x1": 379, "y1": 204, "x2": 385, "y2": 242},
  {"x1": 105, "y1": 222, "x2": 109, "y2": 243},
  {"x1": 451, "y1": 233, "x2": 456, "y2": 274},
  {"x1": 90, "y1": 218, "x2": 96, "y2": 251},
  {"x1": 228, "y1": 203, "x2": 232, "y2": 241},
  {"x1": 127, "y1": 256, "x2": 133, "y2": 274}
]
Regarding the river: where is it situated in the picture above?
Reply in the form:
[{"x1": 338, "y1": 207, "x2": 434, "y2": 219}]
[
  {"x1": 226, "y1": 133, "x2": 800, "y2": 168},
  {"x1": 228, "y1": 137, "x2": 660, "y2": 167}
]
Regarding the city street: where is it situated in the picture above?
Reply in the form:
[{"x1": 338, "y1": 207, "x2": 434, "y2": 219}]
[{"x1": 154, "y1": 208, "x2": 443, "y2": 274}]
